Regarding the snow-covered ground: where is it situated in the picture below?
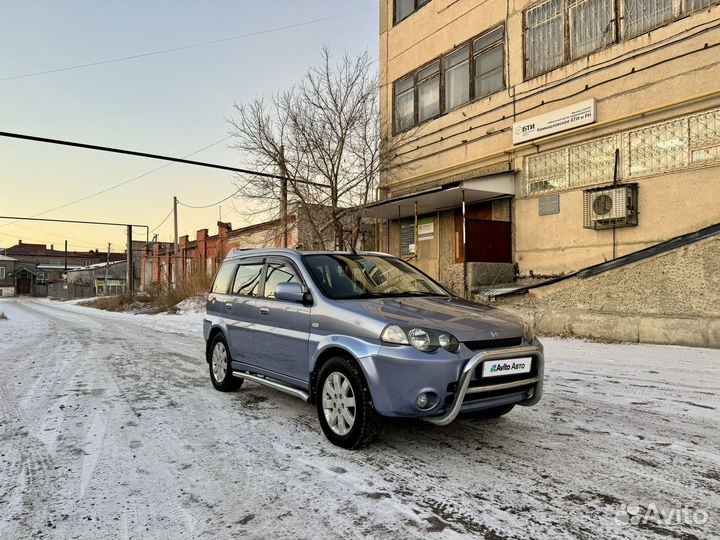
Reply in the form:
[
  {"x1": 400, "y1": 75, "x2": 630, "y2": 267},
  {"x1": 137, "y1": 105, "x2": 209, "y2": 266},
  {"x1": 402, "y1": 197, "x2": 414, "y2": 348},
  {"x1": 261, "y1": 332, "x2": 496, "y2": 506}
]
[{"x1": 0, "y1": 297, "x2": 718, "y2": 539}]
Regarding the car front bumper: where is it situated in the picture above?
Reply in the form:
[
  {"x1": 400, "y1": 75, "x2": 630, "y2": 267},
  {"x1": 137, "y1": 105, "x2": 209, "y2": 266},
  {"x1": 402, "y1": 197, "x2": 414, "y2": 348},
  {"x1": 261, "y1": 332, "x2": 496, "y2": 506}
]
[{"x1": 357, "y1": 339, "x2": 544, "y2": 423}]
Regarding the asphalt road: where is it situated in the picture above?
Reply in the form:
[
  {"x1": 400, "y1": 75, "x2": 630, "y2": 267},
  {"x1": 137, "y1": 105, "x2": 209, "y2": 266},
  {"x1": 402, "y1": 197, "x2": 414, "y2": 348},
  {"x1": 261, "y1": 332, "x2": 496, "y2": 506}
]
[{"x1": 0, "y1": 298, "x2": 718, "y2": 539}]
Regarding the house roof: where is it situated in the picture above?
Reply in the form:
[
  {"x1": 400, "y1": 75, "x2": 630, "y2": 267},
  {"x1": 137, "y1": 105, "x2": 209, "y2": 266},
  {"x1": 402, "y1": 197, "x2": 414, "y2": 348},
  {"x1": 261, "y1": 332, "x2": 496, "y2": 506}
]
[
  {"x1": 0, "y1": 254, "x2": 16, "y2": 261},
  {"x1": 6, "y1": 242, "x2": 123, "y2": 260}
]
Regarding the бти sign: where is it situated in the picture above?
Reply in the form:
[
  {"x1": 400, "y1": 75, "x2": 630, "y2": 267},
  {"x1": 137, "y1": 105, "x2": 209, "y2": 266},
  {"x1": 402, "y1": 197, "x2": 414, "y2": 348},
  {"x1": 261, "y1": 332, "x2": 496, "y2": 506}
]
[{"x1": 513, "y1": 99, "x2": 596, "y2": 144}]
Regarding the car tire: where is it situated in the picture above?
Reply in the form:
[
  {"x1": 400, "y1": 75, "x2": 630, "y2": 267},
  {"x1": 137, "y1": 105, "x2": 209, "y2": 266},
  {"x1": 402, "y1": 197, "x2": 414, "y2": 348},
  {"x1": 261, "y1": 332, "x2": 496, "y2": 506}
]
[
  {"x1": 316, "y1": 357, "x2": 381, "y2": 449},
  {"x1": 208, "y1": 334, "x2": 242, "y2": 392},
  {"x1": 468, "y1": 404, "x2": 515, "y2": 419}
]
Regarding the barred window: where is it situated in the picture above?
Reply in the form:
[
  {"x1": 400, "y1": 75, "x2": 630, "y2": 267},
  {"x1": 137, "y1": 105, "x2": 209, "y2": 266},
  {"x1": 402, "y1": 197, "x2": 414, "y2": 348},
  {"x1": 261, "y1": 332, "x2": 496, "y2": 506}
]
[
  {"x1": 525, "y1": 107, "x2": 720, "y2": 195},
  {"x1": 627, "y1": 119, "x2": 687, "y2": 177},
  {"x1": 526, "y1": 149, "x2": 569, "y2": 195},
  {"x1": 689, "y1": 109, "x2": 720, "y2": 164},
  {"x1": 569, "y1": 0, "x2": 615, "y2": 59},
  {"x1": 623, "y1": 0, "x2": 672, "y2": 39},
  {"x1": 685, "y1": 0, "x2": 713, "y2": 11},
  {"x1": 525, "y1": 0, "x2": 565, "y2": 79}
]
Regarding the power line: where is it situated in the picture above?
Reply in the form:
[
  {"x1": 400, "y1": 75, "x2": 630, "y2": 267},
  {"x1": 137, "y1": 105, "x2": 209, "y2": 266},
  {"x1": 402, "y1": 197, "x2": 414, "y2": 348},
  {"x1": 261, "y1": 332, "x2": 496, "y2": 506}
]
[
  {"x1": 178, "y1": 187, "x2": 244, "y2": 209},
  {"x1": 150, "y1": 207, "x2": 175, "y2": 233},
  {"x1": 0, "y1": 135, "x2": 232, "y2": 230},
  {"x1": 0, "y1": 130, "x2": 331, "y2": 187},
  {"x1": 1, "y1": 7, "x2": 376, "y2": 82}
]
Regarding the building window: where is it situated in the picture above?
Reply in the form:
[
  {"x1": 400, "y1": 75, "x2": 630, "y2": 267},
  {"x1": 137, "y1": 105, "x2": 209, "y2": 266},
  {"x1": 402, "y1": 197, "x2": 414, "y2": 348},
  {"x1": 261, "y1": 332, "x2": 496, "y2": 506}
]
[
  {"x1": 394, "y1": 0, "x2": 430, "y2": 24},
  {"x1": 523, "y1": 0, "x2": 718, "y2": 79},
  {"x1": 393, "y1": 25, "x2": 506, "y2": 133},
  {"x1": 417, "y1": 61, "x2": 440, "y2": 122},
  {"x1": 525, "y1": 0, "x2": 565, "y2": 79},
  {"x1": 444, "y1": 46, "x2": 470, "y2": 110},
  {"x1": 525, "y1": 106, "x2": 720, "y2": 195},
  {"x1": 37, "y1": 271, "x2": 45, "y2": 282},
  {"x1": 623, "y1": 0, "x2": 673, "y2": 39},
  {"x1": 473, "y1": 26, "x2": 505, "y2": 98},
  {"x1": 0, "y1": 267, "x2": 5, "y2": 279},
  {"x1": 569, "y1": 0, "x2": 615, "y2": 59}
]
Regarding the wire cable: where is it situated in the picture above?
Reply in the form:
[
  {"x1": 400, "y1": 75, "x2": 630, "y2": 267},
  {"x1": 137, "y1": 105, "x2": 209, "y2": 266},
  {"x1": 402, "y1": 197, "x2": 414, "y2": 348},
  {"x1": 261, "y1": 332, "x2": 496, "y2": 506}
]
[
  {"x1": 1, "y1": 7, "x2": 376, "y2": 82},
  {"x1": 149, "y1": 207, "x2": 175, "y2": 233}
]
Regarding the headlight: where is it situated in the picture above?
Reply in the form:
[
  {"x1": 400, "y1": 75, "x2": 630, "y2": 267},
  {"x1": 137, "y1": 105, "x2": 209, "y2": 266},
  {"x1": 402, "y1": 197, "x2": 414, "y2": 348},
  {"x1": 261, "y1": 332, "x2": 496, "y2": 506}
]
[
  {"x1": 381, "y1": 325, "x2": 459, "y2": 353},
  {"x1": 380, "y1": 324, "x2": 409, "y2": 345},
  {"x1": 408, "y1": 328, "x2": 435, "y2": 352}
]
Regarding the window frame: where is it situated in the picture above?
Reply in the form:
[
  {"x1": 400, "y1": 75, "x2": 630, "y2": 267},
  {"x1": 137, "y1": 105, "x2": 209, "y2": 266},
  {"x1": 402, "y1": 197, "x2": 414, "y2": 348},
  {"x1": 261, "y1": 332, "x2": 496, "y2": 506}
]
[
  {"x1": 229, "y1": 257, "x2": 266, "y2": 298},
  {"x1": 0, "y1": 267, "x2": 5, "y2": 279},
  {"x1": 393, "y1": 0, "x2": 430, "y2": 25},
  {"x1": 392, "y1": 24, "x2": 507, "y2": 134},
  {"x1": 523, "y1": 0, "x2": 716, "y2": 80},
  {"x1": 261, "y1": 256, "x2": 308, "y2": 302}
]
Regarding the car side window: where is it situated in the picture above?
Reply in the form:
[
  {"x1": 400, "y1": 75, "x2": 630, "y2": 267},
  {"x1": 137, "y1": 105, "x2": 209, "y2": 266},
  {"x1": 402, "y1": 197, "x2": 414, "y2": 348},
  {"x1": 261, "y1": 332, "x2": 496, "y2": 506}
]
[
  {"x1": 263, "y1": 260, "x2": 301, "y2": 299},
  {"x1": 211, "y1": 262, "x2": 238, "y2": 294},
  {"x1": 232, "y1": 262, "x2": 264, "y2": 297}
]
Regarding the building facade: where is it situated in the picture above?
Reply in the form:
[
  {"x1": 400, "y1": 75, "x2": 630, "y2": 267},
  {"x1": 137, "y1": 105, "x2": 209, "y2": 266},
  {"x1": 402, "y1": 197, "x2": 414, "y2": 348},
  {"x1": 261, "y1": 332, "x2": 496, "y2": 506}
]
[{"x1": 377, "y1": 0, "x2": 720, "y2": 293}]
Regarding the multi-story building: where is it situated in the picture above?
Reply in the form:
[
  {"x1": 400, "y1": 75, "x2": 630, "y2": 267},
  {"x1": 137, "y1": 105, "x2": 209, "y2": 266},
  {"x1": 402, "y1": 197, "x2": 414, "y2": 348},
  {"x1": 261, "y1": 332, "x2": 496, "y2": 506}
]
[{"x1": 374, "y1": 0, "x2": 720, "y2": 294}]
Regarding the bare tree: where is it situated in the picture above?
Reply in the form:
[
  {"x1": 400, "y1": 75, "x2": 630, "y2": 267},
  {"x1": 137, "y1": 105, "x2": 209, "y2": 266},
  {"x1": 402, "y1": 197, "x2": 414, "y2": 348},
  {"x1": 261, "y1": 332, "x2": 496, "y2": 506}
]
[{"x1": 227, "y1": 47, "x2": 403, "y2": 250}]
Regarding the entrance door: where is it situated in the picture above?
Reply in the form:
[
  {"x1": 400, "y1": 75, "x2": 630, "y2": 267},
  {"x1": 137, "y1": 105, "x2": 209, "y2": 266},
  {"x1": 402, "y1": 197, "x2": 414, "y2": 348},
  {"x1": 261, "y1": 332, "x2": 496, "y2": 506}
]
[{"x1": 16, "y1": 274, "x2": 31, "y2": 295}]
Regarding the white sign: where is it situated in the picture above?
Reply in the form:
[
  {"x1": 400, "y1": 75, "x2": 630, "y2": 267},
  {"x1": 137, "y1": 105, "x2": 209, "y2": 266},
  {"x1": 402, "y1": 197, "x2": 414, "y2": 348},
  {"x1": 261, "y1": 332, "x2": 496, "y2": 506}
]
[
  {"x1": 481, "y1": 358, "x2": 532, "y2": 378},
  {"x1": 417, "y1": 218, "x2": 434, "y2": 241},
  {"x1": 513, "y1": 99, "x2": 596, "y2": 144}
]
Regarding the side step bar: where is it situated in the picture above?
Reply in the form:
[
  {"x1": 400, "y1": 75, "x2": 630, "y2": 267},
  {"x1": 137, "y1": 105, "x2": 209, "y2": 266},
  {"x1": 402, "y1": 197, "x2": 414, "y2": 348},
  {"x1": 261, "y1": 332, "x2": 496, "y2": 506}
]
[{"x1": 232, "y1": 371, "x2": 310, "y2": 402}]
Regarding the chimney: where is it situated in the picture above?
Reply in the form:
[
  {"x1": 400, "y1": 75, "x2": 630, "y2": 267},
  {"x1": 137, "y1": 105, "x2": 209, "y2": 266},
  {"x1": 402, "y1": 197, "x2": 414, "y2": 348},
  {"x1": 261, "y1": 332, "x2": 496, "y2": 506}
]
[
  {"x1": 51, "y1": 244, "x2": 54, "y2": 251},
  {"x1": 18, "y1": 239, "x2": 22, "y2": 245}
]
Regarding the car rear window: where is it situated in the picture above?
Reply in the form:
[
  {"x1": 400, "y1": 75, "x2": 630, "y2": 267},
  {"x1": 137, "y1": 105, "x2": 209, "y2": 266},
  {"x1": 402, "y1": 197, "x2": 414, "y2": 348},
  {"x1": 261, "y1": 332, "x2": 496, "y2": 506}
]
[{"x1": 211, "y1": 262, "x2": 237, "y2": 294}]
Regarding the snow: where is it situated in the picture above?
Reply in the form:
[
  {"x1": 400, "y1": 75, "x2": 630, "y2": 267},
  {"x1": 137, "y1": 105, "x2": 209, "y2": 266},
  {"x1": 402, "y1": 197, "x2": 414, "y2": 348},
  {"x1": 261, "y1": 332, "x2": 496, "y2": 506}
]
[{"x1": 0, "y1": 297, "x2": 718, "y2": 539}]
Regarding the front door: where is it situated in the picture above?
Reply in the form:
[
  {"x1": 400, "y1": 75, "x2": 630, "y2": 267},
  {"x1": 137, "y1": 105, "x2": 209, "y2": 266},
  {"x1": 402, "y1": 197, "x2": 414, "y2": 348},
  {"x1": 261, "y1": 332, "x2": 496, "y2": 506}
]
[
  {"x1": 253, "y1": 257, "x2": 311, "y2": 383},
  {"x1": 16, "y1": 273, "x2": 31, "y2": 295}
]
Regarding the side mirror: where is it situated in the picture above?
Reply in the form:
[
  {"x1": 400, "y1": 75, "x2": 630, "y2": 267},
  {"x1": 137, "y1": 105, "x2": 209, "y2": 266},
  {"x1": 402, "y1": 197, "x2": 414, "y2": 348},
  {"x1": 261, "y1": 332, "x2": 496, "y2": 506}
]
[{"x1": 275, "y1": 282, "x2": 307, "y2": 303}]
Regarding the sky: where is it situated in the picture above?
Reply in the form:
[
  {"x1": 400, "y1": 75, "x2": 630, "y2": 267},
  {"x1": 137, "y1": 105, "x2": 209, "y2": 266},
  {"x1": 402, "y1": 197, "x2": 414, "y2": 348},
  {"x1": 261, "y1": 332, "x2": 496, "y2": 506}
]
[{"x1": 0, "y1": 1, "x2": 378, "y2": 253}]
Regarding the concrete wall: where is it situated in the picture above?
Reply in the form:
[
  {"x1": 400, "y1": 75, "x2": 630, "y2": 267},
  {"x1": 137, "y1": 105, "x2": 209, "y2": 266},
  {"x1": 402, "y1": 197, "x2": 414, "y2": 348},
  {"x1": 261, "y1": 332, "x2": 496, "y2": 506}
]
[{"x1": 380, "y1": 0, "x2": 720, "y2": 276}]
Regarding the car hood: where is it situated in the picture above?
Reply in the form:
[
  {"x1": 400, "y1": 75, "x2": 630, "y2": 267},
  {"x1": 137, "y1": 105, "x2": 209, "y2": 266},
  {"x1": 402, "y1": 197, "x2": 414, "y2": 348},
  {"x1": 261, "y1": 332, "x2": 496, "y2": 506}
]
[{"x1": 340, "y1": 296, "x2": 523, "y2": 342}]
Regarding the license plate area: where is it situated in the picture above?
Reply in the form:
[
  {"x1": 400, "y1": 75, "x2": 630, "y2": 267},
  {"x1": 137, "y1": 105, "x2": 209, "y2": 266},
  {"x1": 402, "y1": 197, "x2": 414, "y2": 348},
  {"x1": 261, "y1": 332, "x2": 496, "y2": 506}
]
[{"x1": 480, "y1": 357, "x2": 533, "y2": 379}]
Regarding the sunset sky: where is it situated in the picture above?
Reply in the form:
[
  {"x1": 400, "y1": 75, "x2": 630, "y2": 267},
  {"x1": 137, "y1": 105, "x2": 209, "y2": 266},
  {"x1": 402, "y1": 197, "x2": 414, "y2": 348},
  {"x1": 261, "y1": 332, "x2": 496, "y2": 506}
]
[{"x1": 0, "y1": 1, "x2": 377, "y2": 254}]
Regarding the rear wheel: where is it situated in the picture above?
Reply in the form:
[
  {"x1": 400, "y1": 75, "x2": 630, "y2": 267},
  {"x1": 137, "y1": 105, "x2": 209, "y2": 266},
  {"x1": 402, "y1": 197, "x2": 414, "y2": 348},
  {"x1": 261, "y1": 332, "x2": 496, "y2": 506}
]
[
  {"x1": 316, "y1": 357, "x2": 381, "y2": 449},
  {"x1": 208, "y1": 334, "x2": 242, "y2": 392}
]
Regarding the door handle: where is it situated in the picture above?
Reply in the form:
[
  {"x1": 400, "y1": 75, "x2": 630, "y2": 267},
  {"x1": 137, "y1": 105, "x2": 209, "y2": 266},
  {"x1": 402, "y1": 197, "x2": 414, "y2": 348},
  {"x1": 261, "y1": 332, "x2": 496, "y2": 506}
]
[
  {"x1": 259, "y1": 307, "x2": 270, "y2": 315},
  {"x1": 225, "y1": 303, "x2": 233, "y2": 310}
]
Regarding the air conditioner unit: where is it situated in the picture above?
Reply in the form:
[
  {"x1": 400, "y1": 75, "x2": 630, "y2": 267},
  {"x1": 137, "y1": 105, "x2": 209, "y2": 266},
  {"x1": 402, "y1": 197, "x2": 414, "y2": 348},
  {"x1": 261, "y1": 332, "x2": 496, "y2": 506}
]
[{"x1": 583, "y1": 184, "x2": 638, "y2": 230}]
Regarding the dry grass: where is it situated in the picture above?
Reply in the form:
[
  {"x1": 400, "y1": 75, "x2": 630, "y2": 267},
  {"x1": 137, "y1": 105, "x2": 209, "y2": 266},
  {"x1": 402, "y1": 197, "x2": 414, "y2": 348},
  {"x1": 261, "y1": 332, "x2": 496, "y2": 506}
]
[{"x1": 86, "y1": 270, "x2": 212, "y2": 314}]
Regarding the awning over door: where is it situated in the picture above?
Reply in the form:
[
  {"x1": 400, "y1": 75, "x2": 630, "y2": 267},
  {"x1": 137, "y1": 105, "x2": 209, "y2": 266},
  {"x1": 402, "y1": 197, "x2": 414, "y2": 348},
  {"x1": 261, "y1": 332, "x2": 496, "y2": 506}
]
[{"x1": 367, "y1": 173, "x2": 515, "y2": 219}]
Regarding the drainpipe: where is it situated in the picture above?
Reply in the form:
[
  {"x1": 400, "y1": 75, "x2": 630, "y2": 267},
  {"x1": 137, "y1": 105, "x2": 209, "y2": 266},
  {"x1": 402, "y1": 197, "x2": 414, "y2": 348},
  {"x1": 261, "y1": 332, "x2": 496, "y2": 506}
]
[{"x1": 462, "y1": 189, "x2": 467, "y2": 300}]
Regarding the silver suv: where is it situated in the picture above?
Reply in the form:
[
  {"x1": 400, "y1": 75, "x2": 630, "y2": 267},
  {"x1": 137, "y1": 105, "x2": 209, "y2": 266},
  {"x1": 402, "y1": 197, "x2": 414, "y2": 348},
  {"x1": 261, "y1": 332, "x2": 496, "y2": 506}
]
[{"x1": 204, "y1": 249, "x2": 544, "y2": 449}]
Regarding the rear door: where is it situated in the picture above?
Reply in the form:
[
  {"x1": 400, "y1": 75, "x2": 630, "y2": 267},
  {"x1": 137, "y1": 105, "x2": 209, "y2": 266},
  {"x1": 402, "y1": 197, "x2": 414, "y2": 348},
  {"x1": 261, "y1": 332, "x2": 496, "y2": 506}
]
[
  {"x1": 253, "y1": 256, "x2": 311, "y2": 383},
  {"x1": 225, "y1": 257, "x2": 265, "y2": 368}
]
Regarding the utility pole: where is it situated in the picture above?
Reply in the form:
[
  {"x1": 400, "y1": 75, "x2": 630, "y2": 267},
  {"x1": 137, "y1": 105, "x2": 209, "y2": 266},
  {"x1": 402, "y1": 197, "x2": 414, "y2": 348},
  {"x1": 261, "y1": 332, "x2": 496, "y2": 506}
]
[
  {"x1": 173, "y1": 195, "x2": 179, "y2": 286},
  {"x1": 105, "y1": 243, "x2": 110, "y2": 295},
  {"x1": 126, "y1": 226, "x2": 134, "y2": 295},
  {"x1": 64, "y1": 240, "x2": 68, "y2": 276},
  {"x1": 278, "y1": 145, "x2": 288, "y2": 248}
]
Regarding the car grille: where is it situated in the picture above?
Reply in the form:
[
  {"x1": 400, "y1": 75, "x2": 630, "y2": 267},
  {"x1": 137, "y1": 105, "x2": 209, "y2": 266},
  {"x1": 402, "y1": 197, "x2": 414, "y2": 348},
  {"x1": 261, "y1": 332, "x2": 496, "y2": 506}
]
[{"x1": 462, "y1": 336, "x2": 522, "y2": 351}]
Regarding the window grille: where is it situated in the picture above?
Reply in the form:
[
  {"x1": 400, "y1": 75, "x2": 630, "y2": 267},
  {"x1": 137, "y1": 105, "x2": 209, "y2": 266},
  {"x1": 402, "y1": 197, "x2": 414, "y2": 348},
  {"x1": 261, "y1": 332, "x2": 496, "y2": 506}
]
[
  {"x1": 569, "y1": 136, "x2": 619, "y2": 186},
  {"x1": 627, "y1": 118, "x2": 687, "y2": 177},
  {"x1": 569, "y1": 0, "x2": 615, "y2": 59},
  {"x1": 525, "y1": 0, "x2": 565, "y2": 79},
  {"x1": 684, "y1": 0, "x2": 712, "y2": 12},
  {"x1": 689, "y1": 109, "x2": 720, "y2": 164},
  {"x1": 623, "y1": 0, "x2": 672, "y2": 39},
  {"x1": 526, "y1": 148, "x2": 569, "y2": 195}
]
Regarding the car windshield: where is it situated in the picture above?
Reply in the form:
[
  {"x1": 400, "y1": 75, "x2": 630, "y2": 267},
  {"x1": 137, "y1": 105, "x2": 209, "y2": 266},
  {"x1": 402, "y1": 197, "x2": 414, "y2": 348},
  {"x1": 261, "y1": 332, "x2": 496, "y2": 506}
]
[{"x1": 302, "y1": 254, "x2": 450, "y2": 300}]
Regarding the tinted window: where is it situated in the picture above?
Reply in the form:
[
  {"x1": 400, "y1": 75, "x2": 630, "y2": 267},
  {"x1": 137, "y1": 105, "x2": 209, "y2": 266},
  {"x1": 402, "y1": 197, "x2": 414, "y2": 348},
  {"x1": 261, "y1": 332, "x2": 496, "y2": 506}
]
[
  {"x1": 211, "y1": 262, "x2": 237, "y2": 294},
  {"x1": 264, "y1": 260, "x2": 301, "y2": 299},
  {"x1": 232, "y1": 262, "x2": 264, "y2": 296}
]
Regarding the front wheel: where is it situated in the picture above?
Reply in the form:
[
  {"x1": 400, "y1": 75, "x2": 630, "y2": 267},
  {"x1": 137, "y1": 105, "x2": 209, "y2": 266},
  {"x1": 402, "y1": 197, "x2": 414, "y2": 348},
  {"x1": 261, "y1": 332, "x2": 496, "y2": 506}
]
[
  {"x1": 316, "y1": 357, "x2": 381, "y2": 449},
  {"x1": 208, "y1": 334, "x2": 242, "y2": 392}
]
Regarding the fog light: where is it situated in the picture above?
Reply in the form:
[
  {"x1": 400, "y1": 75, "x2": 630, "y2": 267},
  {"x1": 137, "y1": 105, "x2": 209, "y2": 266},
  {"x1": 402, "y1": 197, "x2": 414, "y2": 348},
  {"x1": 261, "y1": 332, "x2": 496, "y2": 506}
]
[{"x1": 416, "y1": 392, "x2": 430, "y2": 409}]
